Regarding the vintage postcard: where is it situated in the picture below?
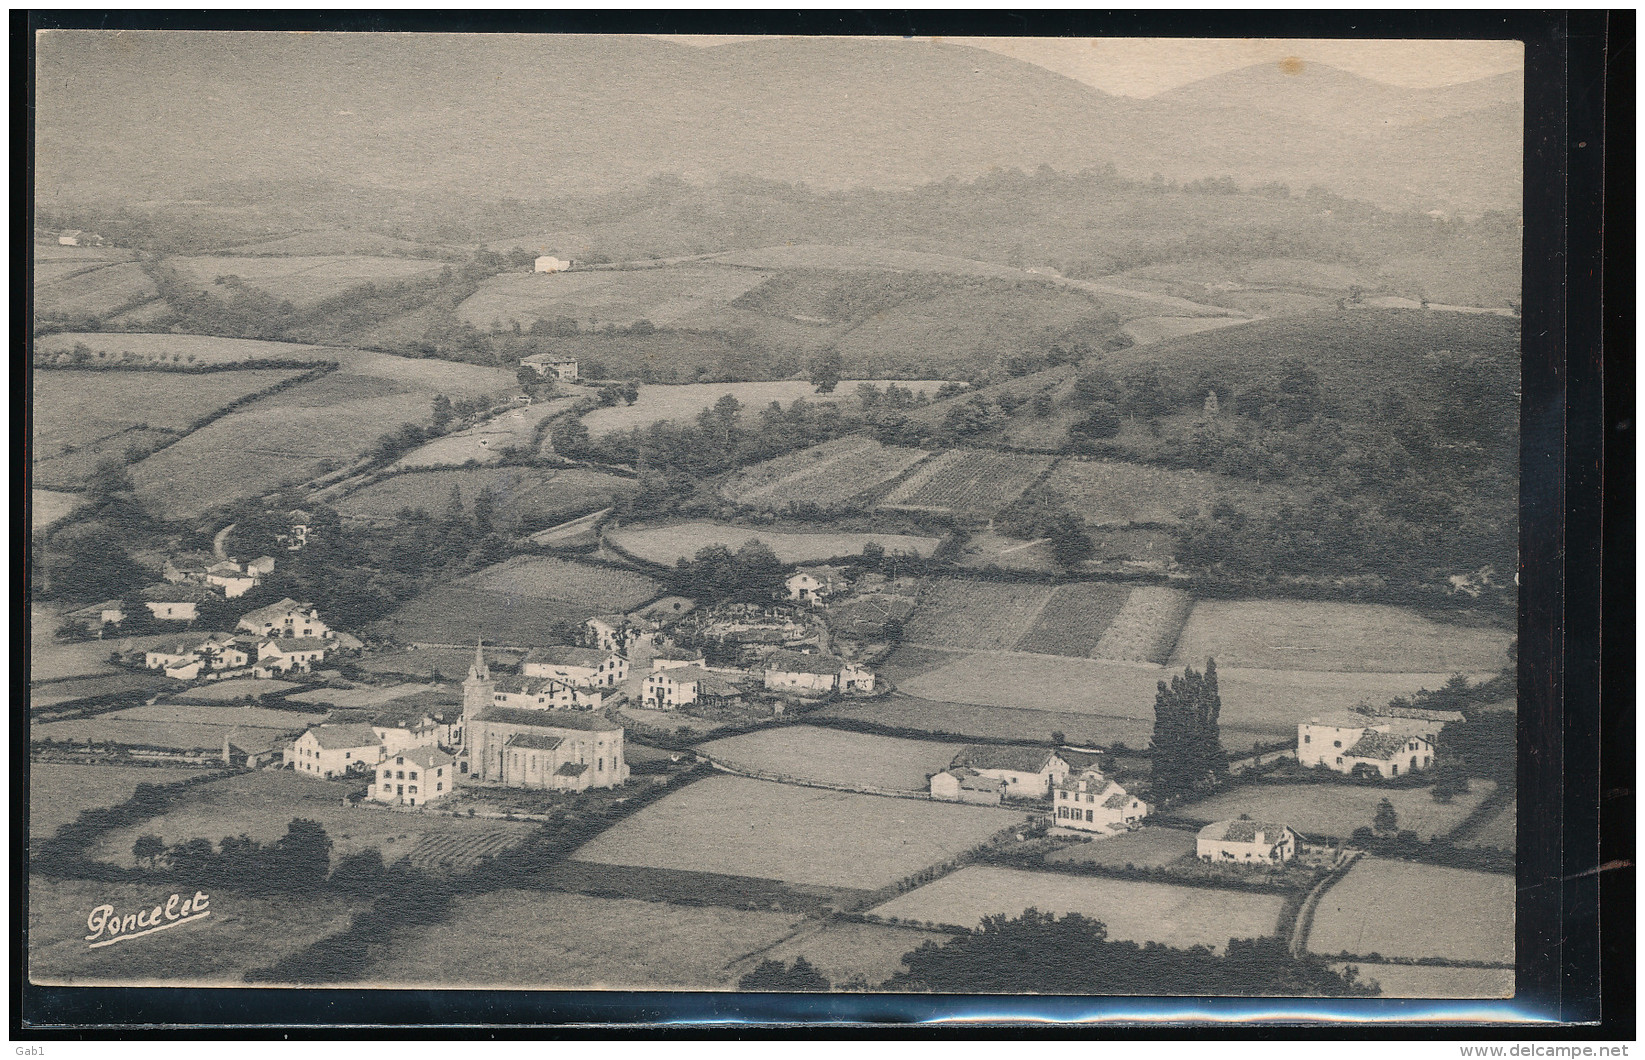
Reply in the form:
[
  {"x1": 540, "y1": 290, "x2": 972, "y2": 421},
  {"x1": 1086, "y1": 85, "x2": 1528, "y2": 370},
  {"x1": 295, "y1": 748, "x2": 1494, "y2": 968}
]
[{"x1": 28, "y1": 31, "x2": 1521, "y2": 1003}]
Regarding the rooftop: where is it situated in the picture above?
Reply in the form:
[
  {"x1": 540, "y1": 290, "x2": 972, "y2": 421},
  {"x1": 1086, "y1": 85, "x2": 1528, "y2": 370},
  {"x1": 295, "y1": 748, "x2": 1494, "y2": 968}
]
[
  {"x1": 239, "y1": 598, "x2": 311, "y2": 624},
  {"x1": 1344, "y1": 730, "x2": 1424, "y2": 761},
  {"x1": 474, "y1": 706, "x2": 622, "y2": 733},
  {"x1": 266, "y1": 636, "x2": 333, "y2": 652},
  {"x1": 1200, "y1": 819, "x2": 1293, "y2": 845},
  {"x1": 952, "y1": 746, "x2": 1060, "y2": 774},
  {"x1": 1359, "y1": 704, "x2": 1467, "y2": 723},
  {"x1": 522, "y1": 645, "x2": 613, "y2": 668},
  {"x1": 505, "y1": 732, "x2": 564, "y2": 751},
  {"x1": 384, "y1": 745, "x2": 455, "y2": 769},
  {"x1": 765, "y1": 649, "x2": 845, "y2": 676},
  {"x1": 304, "y1": 723, "x2": 383, "y2": 750},
  {"x1": 141, "y1": 582, "x2": 221, "y2": 604}
]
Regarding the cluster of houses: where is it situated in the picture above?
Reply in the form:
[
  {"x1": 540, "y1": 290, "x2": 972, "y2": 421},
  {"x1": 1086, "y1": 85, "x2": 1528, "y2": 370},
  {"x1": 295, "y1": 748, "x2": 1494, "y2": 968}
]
[
  {"x1": 143, "y1": 598, "x2": 352, "y2": 680},
  {"x1": 929, "y1": 748, "x2": 1148, "y2": 836},
  {"x1": 1296, "y1": 703, "x2": 1459, "y2": 777}
]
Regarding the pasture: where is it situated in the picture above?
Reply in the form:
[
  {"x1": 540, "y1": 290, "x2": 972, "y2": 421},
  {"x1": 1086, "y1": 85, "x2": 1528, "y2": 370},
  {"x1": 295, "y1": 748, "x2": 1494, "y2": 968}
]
[
  {"x1": 396, "y1": 397, "x2": 579, "y2": 467},
  {"x1": 1043, "y1": 458, "x2": 1266, "y2": 527},
  {"x1": 29, "y1": 763, "x2": 201, "y2": 838},
  {"x1": 356, "y1": 646, "x2": 525, "y2": 680},
  {"x1": 174, "y1": 679, "x2": 298, "y2": 703},
  {"x1": 1044, "y1": 827, "x2": 1199, "y2": 869},
  {"x1": 357, "y1": 890, "x2": 803, "y2": 990},
  {"x1": 952, "y1": 530, "x2": 1059, "y2": 574},
  {"x1": 457, "y1": 264, "x2": 767, "y2": 331},
  {"x1": 815, "y1": 696, "x2": 1160, "y2": 751},
  {"x1": 379, "y1": 558, "x2": 658, "y2": 645},
  {"x1": 1014, "y1": 582, "x2": 1133, "y2": 657},
  {"x1": 30, "y1": 674, "x2": 179, "y2": 711},
  {"x1": 32, "y1": 702, "x2": 315, "y2": 754},
  {"x1": 1338, "y1": 962, "x2": 1515, "y2": 999},
  {"x1": 27, "y1": 875, "x2": 358, "y2": 987},
  {"x1": 901, "y1": 580, "x2": 1053, "y2": 652},
  {"x1": 284, "y1": 683, "x2": 437, "y2": 709},
  {"x1": 218, "y1": 229, "x2": 448, "y2": 257},
  {"x1": 35, "y1": 262, "x2": 158, "y2": 320},
  {"x1": 164, "y1": 254, "x2": 446, "y2": 308},
  {"x1": 337, "y1": 466, "x2": 637, "y2": 529},
  {"x1": 1458, "y1": 799, "x2": 1516, "y2": 851},
  {"x1": 757, "y1": 921, "x2": 948, "y2": 988},
  {"x1": 870, "y1": 865, "x2": 1286, "y2": 953},
  {"x1": 573, "y1": 775, "x2": 1025, "y2": 891},
  {"x1": 607, "y1": 521, "x2": 940, "y2": 566},
  {"x1": 719, "y1": 435, "x2": 931, "y2": 509},
  {"x1": 86, "y1": 769, "x2": 537, "y2": 869},
  {"x1": 1306, "y1": 858, "x2": 1514, "y2": 964},
  {"x1": 34, "y1": 332, "x2": 340, "y2": 368},
  {"x1": 31, "y1": 489, "x2": 85, "y2": 532},
  {"x1": 1175, "y1": 781, "x2": 1499, "y2": 842},
  {"x1": 29, "y1": 611, "x2": 188, "y2": 682},
  {"x1": 1092, "y1": 586, "x2": 1194, "y2": 664},
  {"x1": 697, "y1": 726, "x2": 963, "y2": 792},
  {"x1": 878, "y1": 449, "x2": 1056, "y2": 518},
  {"x1": 1170, "y1": 601, "x2": 1514, "y2": 674},
  {"x1": 580, "y1": 380, "x2": 941, "y2": 437}
]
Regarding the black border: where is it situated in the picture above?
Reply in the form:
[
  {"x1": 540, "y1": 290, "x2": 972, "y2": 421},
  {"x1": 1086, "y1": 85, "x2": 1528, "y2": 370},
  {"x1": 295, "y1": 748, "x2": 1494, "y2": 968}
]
[{"x1": 13, "y1": 8, "x2": 1627, "y2": 1036}]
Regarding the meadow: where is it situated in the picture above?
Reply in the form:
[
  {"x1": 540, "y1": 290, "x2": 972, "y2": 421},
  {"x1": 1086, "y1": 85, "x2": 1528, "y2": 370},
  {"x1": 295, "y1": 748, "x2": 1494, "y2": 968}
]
[
  {"x1": 573, "y1": 775, "x2": 1025, "y2": 891},
  {"x1": 1170, "y1": 601, "x2": 1514, "y2": 674},
  {"x1": 30, "y1": 674, "x2": 179, "y2": 711},
  {"x1": 355, "y1": 890, "x2": 803, "y2": 990},
  {"x1": 218, "y1": 229, "x2": 449, "y2": 257},
  {"x1": 877, "y1": 449, "x2": 1056, "y2": 518},
  {"x1": 165, "y1": 254, "x2": 446, "y2": 308},
  {"x1": 29, "y1": 609, "x2": 190, "y2": 682},
  {"x1": 27, "y1": 875, "x2": 358, "y2": 987},
  {"x1": 719, "y1": 435, "x2": 931, "y2": 509},
  {"x1": 696, "y1": 726, "x2": 963, "y2": 792},
  {"x1": 580, "y1": 380, "x2": 943, "y2": 437},
  {"x1": 34, "y1": 332, "x2": 341, "y2": 368},
  {"x1": 87, "y1": 769, "x2": 537, "y2": 868},
  {"x1": 338, "y1": 466, "x2": 637, "y2": 529},
  {"x1": 1091, "y1": 586, "x2": 1194, "y2": 664},
  {"x1": 378, "y1": 558, "x2": 658, "y2": 645},
  {"x1": 1337, "y1": 962, "x2": 1515, "y2": 999},
  {"x1": 755, "y1": 921, "x2": 948, "y2": 988},
  {"x1": 174, "y1": 679, "x2": 298, "y2": 703},
  {"x1": 395, "y1": 396, "x2": 579, "y2": 467},
  {"x1": 35, "y1": 262, "x2": 159, "y2": 320},
  {"x1": 870, "y1": 865, "x2": 1286, "y2": 953},
  {"x1": 815, "y1": 696, "x2": 1161, "y2": 751},
  {"x1": 1175, "y1": 781, "x2": 1499, "y2": 842},
  {"x1": 951, "y1": 530, "x2": 1059, "y2": 574},
  {"x1": 32, "y1": 702, "x2": 314, "y2": 755},
  {"x1": 607, "y1": 520, "x2": 940, "y2": 567},
  {"x1": 31, "y1": 489, "x2": 85, "y2": 532},
  {"x1": 1306, "y1": 857, "x2": 1514, "y2": 964},
  {"x1": 901, "y1": 580, "x2": 1053, "y2": 652},
  {"x1": 1014, "y1": 582, "x2": 1133, "y2": 657},
  {"x1": 283, "y1": 683, "x2": 438, "y2": 709},
  {"x1": 355, "y1": 646, "x2": 525, "y2": 680},
  {"x1": 1458, "y1": 799, "x2": 1516, "y2": 851},
  {"x1": 457, "y1": 264, "x2": 768, "y2": 330},
  {"x1": 29, "y1": 762, "x2": 202, "y2": 838},
  {"x1": 1042, "y1": 458, "x2": 1266, "y2": 527},
  {"x1": 1043, "y1": 827, "x2": 1199, "y2": 869}
]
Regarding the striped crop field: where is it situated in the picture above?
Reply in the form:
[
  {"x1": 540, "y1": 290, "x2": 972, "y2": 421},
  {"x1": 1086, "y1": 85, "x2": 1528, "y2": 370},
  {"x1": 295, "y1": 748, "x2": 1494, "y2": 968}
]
[
  {"x1": 878, "y1": 449, "x2": 1055, "y2": 518},
  {"x1": 902, "y1": 579, "x2": 1053, "y2": 652}
]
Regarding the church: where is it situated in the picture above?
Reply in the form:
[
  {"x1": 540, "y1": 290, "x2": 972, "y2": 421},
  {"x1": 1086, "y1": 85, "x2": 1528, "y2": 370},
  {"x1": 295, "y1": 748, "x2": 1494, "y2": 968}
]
[{"x1": 460, "y1": 644, "x2": 629, "y2": 791}]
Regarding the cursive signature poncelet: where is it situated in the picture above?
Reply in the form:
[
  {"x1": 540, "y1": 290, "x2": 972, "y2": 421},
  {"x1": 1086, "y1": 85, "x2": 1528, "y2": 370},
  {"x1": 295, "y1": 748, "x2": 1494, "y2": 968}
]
[{"x1": 84, "y1": 891, "x2": 211, "y2": 948}]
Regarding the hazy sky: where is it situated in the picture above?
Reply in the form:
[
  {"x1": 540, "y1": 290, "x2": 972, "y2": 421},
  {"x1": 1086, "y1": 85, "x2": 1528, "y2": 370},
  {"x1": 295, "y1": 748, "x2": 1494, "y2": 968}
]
[{"x1": 653, "y1": 35, "x2": 1525, "y2": 97}]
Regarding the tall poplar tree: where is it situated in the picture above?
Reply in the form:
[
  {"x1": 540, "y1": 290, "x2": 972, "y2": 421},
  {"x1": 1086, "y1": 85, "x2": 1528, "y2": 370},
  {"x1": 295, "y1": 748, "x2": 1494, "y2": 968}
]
[{"x1": 1150, "y1": 658, "x2": 1227, "y2": 798}]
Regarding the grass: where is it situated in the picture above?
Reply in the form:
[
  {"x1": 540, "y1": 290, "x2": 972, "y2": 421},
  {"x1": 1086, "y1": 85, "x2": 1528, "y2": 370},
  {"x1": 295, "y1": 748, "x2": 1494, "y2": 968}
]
[
  {"x1": 283, "y1": 683, "x2": 439, "y2": 709},
  {"x1": 816, "y1": 696, "x2": 1163, "y2": 751},
  {"x1": 34, "y1": 332, "x2": 341, "y2": 367},
  {"x1": 30, "y1": 674, "x2": 180, "y2": 711},
  {"x1": 574, "y1": 775, "x2": 1026, "y2": 890},
  {"x1": 1043, "y1": 458, "x2": 1269, "y2": 527},
  {"x1": 1014, "y1": 582, "x2": 1133, "y2": 656},
  {"x1": 580, "y1": 380, "x2": 941, "y2": 437},
  {"x1": 878, "y1": 449, "x2": 1056, "y2": 518},
  {"x1": 870, "y1": 865, "x2": 1286, "y2": 953},
  {"x1": 1044, "y1": 827, "x2": 1199, "y2": 869},
  {"x1": 31, "y1": 489, "x2": 85, "y2": 531},
  {"x1": 1306, "y1": 857, "x2": 1514, "y2": 964},
  {"x1": 337, "y1": 466, "x2": 637, "y2": 529},
  {"x1": 951, "y1": 530, "x2": 1060, "y2": 574},
  {"x1": 1175, "y1": 781, "x2": 1499, "y2": 841},
  {"x1": 396, "y1": 397, "x2": 579, "y2": 467},
  {"x1": 1337, "y1": 962, "x2": 1514, "y2": 999},
  {"x1": 29, "y1": 762, "x2": 204, "y2": 838},
  {"x1": 355, "y1": 646, "x2": 525, "y2": 680},
  {"x1": 27, "y1": 875, "x2": 359, "y2": 986},
  {"x1": 36, "y1": 262, "x2": 158, "y2": 320},
  {"x1": 1169, "y1": 601, "x2": 1515, "y2": 674},
  {"x1": 607, "y1": 520, "x2": 940, "y2": 567},
  {"x1": 165, "y1": 254, "x2": 446, "y2": 308},
  {"x1": 696, "y1": 726, "x2": 964, "y2": 792},
  {"x1": 756, "y1": 921, "x2": 947, "y2": 988},
  {"x1": 462, "y1": 555, "x2": 659, "y2": 604},
  {"x1": 86, "y1": 769, "x2": 537, "y2": 868},
  {"x1": 354, "y1": 889, "x2": 803, "y2": 990},
  {"x1": 719, "y1": 435, "x2": 931, "y2": 509},
  {"x1": 458, "y1": 264, "x2": 769, "y2": 331},
  {"x1": 1457, "y1": 799, "x2": 1515, "y2": 851},
  {"x1": 377, "y1": 558, "x2": 658, "y2": 645},
  {"x1": 174, "y1": 679, "x2": 299, "y2": 703},
  {"x1": 1092, "y1": 586, "x2": 1194, "y2": 664},
  {"x1": 32, "y1": 702, "x2": 316, "y2": 754},
  {"x1": 902, "y1": 579, "x2": 1053, "y2": 652},
  {"x1": 29, "y1": 608, "x2": 186, "y2": 681}
]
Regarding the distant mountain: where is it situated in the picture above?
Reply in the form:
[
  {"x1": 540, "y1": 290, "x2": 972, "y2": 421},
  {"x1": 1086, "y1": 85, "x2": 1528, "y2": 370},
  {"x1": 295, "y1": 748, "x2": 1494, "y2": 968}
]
[{"x1": 34, "y1": 34, "x2": 1522, "y2": 214}]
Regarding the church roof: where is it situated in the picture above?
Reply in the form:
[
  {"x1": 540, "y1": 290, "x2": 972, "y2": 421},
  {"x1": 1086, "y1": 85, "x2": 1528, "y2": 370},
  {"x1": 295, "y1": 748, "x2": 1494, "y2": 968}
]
[{"x1": 474, "y1": 705, "x2": 622, "y2": 732}]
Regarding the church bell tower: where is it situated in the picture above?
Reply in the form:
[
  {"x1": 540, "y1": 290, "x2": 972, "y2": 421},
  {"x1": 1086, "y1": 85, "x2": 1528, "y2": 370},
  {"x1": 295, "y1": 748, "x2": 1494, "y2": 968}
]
[{"x1": 461, "y1": 639, "x2": 493, "y2": 762}]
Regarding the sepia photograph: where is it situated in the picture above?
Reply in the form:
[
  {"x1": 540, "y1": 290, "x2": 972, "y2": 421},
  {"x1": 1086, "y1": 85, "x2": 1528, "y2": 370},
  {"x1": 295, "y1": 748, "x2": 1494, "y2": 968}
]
[{"x1": 27, "y1": 27, "x2": 1525, "y2": 1007}]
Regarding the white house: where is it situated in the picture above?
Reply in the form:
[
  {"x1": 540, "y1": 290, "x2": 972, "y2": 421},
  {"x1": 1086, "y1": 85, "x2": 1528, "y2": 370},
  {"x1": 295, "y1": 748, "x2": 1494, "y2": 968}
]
[
  {"x1": 648, "y1": 645, "x2": 706, "y2": 673},
  {"x1": 948, "y1": 746, "x2": 1071, "y2": 800},
  {"x1": 290, "y1": 723, "x2": 383, "y2": 780},
  {"x1": 1051, "y1": 769, "x2": 1147, "y2": 834},
  {"x1": 257, "y1": 636, "x2": 331, "y2": 674},
  {"x1": 238, "y1": 599, "x2": 332, "y2": 640},
  {"x1": 58, "y1": 230, "x2": 82, "y2": 246},
  {"x1": 533, "y1": 256, "x2": 572, "y2": 274},
  {"x1": 1299, "y1": 714, "x2": 1438, "y2": 776},
  {"x1": 163, "y1": 552, "x2": 217, "y2": 583},
  {"x1": 1340, "y1": 730, "x2": 1436, "y2": 778},
  {"x1": 65, "y1": 600, "x2": 127, "y2": 635},
  {"x1": 491, "y1": 675, "x2": 604, "y2": 712},
  {"x1": 1297, "y1": 713, "x2": 1380, "y2": 769},
  {"x1": 643, "y1": 666, "x2": 743, "y2": 710},
  {"x1": 164, "y1": 659, "x2": 204, "y2": 681},
  {"x1": 520, "y1": 646, "x2": 626, "y2": 687},
  {"x1": 140, "y1": 583, "x2": 217, "y2": 623},
  {"x1": 246, "y1": 555, "x2": 277, "y2": 577},
  {"x1": 204, "y1": 560, "x2": 258, "y2": 599},
  {"x1": 278, "y1": 510, "x2": 312, "y2": 551},
  {"x1": 521, "y1": 351, "x2": 579, "y2": 381},
  {"x1": 195, "y1": 634, "x2": 253, "y2": 672},
  {"x1": 1197, "y1": 819, "x2": 1300, "y2": 865},
  {"x1": 145, "y1": 644, "x2": 199, "y2": 671},
  {"x1": 840, "y1": 661, "x2": 875, "y2": 693},
  {"x1": 763, "y1": 649, "x2": 859, "y2": 695},
  {"x1": 371, "y1": 746, "x2": 456, "y2": 806},
  {"x1": 786, "y1": 565, "x2": 848, "y2": 605},
  {"x1": 929, "y1": 768, "x2": 1005, "y2": 806}
]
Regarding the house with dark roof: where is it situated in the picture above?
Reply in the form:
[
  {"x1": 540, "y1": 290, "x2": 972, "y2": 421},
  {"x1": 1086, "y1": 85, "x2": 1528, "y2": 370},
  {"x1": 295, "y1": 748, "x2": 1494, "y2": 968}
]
[
  {"x1": 290, "y1": 723, "x2": 383, "y2": 780},
  {"x1": 1051, "y1": 768, "x2": 1147, "y2": 833},
  {"x1": 929, "y1": 768, "x2": 1006, "y2": 806},
  {"x1": 163, "y1": 552, "x2": 218, "y2": 584},
  {"x1": 371, "y1": 745, "x2": 456, "y2": 806},
  {"x1": 491, "y1": 673, "x2": 605, "y2": 712},
  {"x1": 1196, "y1": 819, "x2": 1299, "y2": 864},
  {"x1": 238, "y1": 598, "x2": 332, "y2": 640},
  {"x1": 642, "y1": 665, "x2": 747, "y2": 710},
  {"x1": 256, "y1": 636, "x2": 332, "y2": 675},
  {"x1": 65, "y1": 599, "x2": 128, "y2": 635},
  {"x1": 520, "y1": 645, "x2": 626, "y2": 687},
  {"x1": 1300, "y1": 713, "x2": 1438, "y2": 776},
  {"x1": 1342, "y1": 730, "x2": 1435, "y2": 778},
  {"x1": 763, "y1": 649, "x2": 868, "y2": 695},
  {"x1": 949, "y1": 746, "x2": 1071, "y2": 799}
]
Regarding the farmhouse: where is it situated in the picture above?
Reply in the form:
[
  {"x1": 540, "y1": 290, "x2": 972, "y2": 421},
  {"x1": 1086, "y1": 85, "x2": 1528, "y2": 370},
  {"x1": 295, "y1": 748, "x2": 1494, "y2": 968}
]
[
  {"x1": 204, "y1": 560, "x2": 259, "y2": 599},
  {"x1": 949, "y1": 746, "x2": 1070, "y2": 799},
  {"x1": 376, "y1": 690, "x2": 464, "y2": 747},
  {"x1": 246, "y1": 555, "x2": 277, "y2": 577},
  {"x1": 144, "y1": 644, "x2": 199, "y2": 671},
  {"x1": 491, "y1": 675, "x2": 604, "y2": 712},
  {"x1": 533, "y1": 256, "x2": 572, "y2": 275},
  {"x1": 1356, "y1": 704, "x2": 1465, "y2": 744},
  {"x1": 643, "y1": 666, "x2": 744, "y2": 710},
  {"x1": 648, "y1": 645, "x2": 707, "y2": 672},
  {"x1": 195, "y1": 634, "x2": 254, "y2": 671},
  {"x1": 929, "y1": 768, "x2": 1006, "y2": 806},
  {"x1": 238, "y1": 598, "x2": 333, "y2": 640},
  {"x1": 1197, "y1": 819, "x2": 1299, "y2": 865},
  {"x1": 163, "y1": 552, "x2": 217, "y2": 583},
  {"x1": 277, "y1": 510, "x2": 312, "y2": 551},
  {"x1": 257, "y1": 636, "x2": 331, "y2": 674},
  {"x1": 520, "y1": 645, "x2": 626, "y2": 687},
  {"x1": 1341, "y1": 730, "x2": 1436, "y2": 778},
  {"x1": 786, "y1": 565, "x2": 848, "y2": 605},
  {"x1": 291, "y1": 723, "x2": 383, "y2": 780},
  {"x1": 1299, "y1": 713, "x2": 1438, "y2": 776},
  {"x1": 522, "y1": 351, "x2": 579, "y2": 381},
  {"x1": 372, "y1": 746, "x2": 456, "y2": 807},
  {"x1": 165, "y1": 658, "x2": 204, "y2": 680},
  {"x1": 66, "y1": 600, "x2": 127, "y2": 634},
  {"x1": 762, "y1": 650, "x2": 852, "y2": 695},
  {"x1": 140, "y1": 582, "x2": 218, "y2": 623},
  {"x1": 1297, "y1": 713, "x2": 1380, "y2": 769},
  {"x1": 460, "y1": 644, "x2": 628, "y2": 790},
  {"x1": 328, "y1": 707, "x2": 448, "y2": 755},
  {"x1": 1051, "y1": 769, "x2": 1148, "y2": 834}
]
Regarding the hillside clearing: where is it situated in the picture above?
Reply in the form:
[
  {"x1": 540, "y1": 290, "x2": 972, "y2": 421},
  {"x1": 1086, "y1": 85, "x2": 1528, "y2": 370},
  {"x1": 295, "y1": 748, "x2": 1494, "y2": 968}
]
[{"x1": 607, "y1": 521, "x2": 939, "y2": 566}]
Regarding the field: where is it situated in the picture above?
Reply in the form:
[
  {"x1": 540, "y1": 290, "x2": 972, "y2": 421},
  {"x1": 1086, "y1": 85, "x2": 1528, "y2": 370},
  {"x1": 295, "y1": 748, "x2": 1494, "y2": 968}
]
[
  {"x1": 574, "y1": 775, "x2": 1026, "y2": 890},
  {"x1": 458, "y1": 264, "x2": 768, "y2": 330},
  {"x1": 901, "y1": 580, "x2": 1053, "y2": 651},
  {"x1": 217, "y1": 229, "x2": 450, "y2": 257},
  {"x1": 29, "y1": 763, "x2": 200, "y2": 838},
  {"x1": 1044, "y1": 827, "x2": 1199, "y2": 869},
  {"x1": 1458, "y1": 799, "x2": 1516, "y2": 851},
  {"x1": 719, "y1": 435, "x2": 931, "y2": 509},
  {"x1": 396, "y1": 396, "x2": 579, "y2": 467},
  {"x1": 878, "y1": 449, "x2": 1055, "y2": 518},
  {"x1": 35, "y1": 262, "x2": 158, "y2": 320},
  {"x1": 355, "y1": 645, "x2": 525, "y2": 680},
  {"x1": 337, "y1": 466, "x2": 637, "y2": 530},
  {"x1": 1170, "y1": 601, "x2": 1514, "y2": 674},
  {"x1": 952, "y1": 530, "x2": 1059, "y2": 573},
  {"x1": 607, "y1": 520, "x2": 940, "y2": 566},
  {"x1": 378, "y1": 558, "x2": 658, "y2": 645},
  {"x1": 1175, "y1": 781, "x2": 1499, "y2": 842},
  {"x1": 697, "y1": 727, "x2": 963, "y2": 792},
  {"x1": 27, "y1": 875, "x2": 358, "y2": 986},
  {"x1": 1338, "y1": 962, "x2": 1515, "y2": 999},
  {"x1": 1092, "y1": 586, "x2": 1194, "y2": 664},
  {"x1": 817, "y1": 696, "x2": 1160, "y2": 751},
  {"x1": 1043, "y1": 458, "x2": 1267, "y2": 527},
  {"x1": 124, "y1": 349, "x2": 517, "y2": 518},
  {"x1": 29, "y1": 610, "x2": 192, "y2": 682},
  {"x1": 756, "y1": 921, "x2": 947, "y2": 988},
  {"x1": 31, "y1": 673, "x2": 179, "y2": 710},
  {"x1": 356, "y1": 890, "x2": 803, "y2": 990},
  {"x1": 32, "y1": 702, "x2": 317, "y2": 754},
  {"x1": 1120, "y1": 315, "x2": 1253, "y2": 347},
  {"x1": 870, "y1": 865, "x2": 1286, "y2": 953},
  {"x1": 284, "y1": 683, "x2": 435, "y2": 708},
  {"x1": 32, "y1": 489, "x2": 86, "y2": 531},
  {"x1": 1306, "y1": 858, "x2": 1514, "y2": 964},
  {"x1": 1014, "y1": 582, "x2": 1133, "y2": 657},
  {"x1": 164, "y1": 254, "x2": 446, "y2": 308},
  {"x1": 174, "y1": 679, "x2": 298, "y2": 703},
  {"x1": 34, "y1": 332, "x2": 341, "y2": 368},
  {"x1": 580, "y1": 379, "x2": 943, "y2": 437},
  {"x1": 87, "y1": 769, "x2": 537, "y2": 868}
]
